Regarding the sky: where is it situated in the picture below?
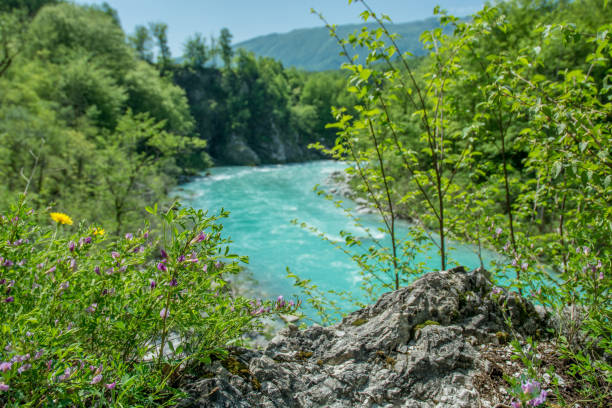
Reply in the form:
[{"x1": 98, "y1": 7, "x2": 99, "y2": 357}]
[{"x1": 73, "y1": 0, "x2": 487, "y2": 56}]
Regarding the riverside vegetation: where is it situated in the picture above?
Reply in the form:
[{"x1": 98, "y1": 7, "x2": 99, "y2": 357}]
[{"x1": 0, "y1": 0, "x2": 610, "y2": 407}]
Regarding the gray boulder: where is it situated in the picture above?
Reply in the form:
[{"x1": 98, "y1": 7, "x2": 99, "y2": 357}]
[{"x1": 180, "y1": 267, "x2": 549, "y2": 408}]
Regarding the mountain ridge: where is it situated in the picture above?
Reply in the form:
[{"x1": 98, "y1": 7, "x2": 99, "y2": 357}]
[{"x1": 234, "y1": 17, "x2": 444, "y2": 71}]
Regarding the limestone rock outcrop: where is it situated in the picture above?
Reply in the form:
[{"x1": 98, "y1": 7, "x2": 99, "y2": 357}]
[{"x1": 179, "y1": 267, "x2": 548, "y2": 408}]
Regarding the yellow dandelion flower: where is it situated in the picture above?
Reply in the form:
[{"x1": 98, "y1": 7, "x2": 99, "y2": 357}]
[
  {"x1": 50, "y1": 212, "x2": 73, "y2": 225},
  {"x1": 93, "y1": 227, "x2": 105, "y2": 236}
]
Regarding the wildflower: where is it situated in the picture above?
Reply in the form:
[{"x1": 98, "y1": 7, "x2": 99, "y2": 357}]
[
  {"x1": 7, "y1": 280, "x2": 14, "y2": 288},
  {"x1": 150, "y1": 280, "x2": 156, "y2": 289},
  {"x1": 143, "y1": 231, "x2": 149, "y2": 238},
  {"x1": 521, "y1": 262, "x2": 529, "y2": 271},
  {"x1": 0, "y1": 382, "x2": 9, "y2": 391},
  {"x1": 50, "y1": 212, "x2": 73, "y2": 225},
  {"x1": 69, "y1": 258, "x2": 76, "y2": 270},
  {"x1": 197, "y1": 232, "x2": 207, "y2": 242},
  {"x1": 17, "y1": 363, "x2": 31, "y2": 374},
  {"x1": 528, "y1": 390, "x2": 547, "y2": 406},
  {"x1": 105, "y1": 381, "x2": 116, "y2": 390},
  {"x1": 4, "y1": 296, "x2": 14, "y2": 303},
  {"x1": 119, "y1": 265, "x2": 127, "y2": 273},
  {"x1": 583, "y1": 246, "x2": 590, "y2": 255},
  {"x1": 95, "y1": 266, "x2": 100, "y2": 275},
  {"x1": 84, "y1": 236, "x2": 92, "y2": 244},
  {"x1": 93, "y1": 227, "x2": 105, "y2": 236},
  {"x1": 68, "y1": 241, "x2": 76, "y2": 252},
  {"x1": 26, "y1": 331, "x2": 33, "y2": 337},
  {"x1": 60, "y1": 281, "x2": 69, "y2": 290},
  {"x1": 215, "y1": 261, "x2": 222, "y2": 269},
  {"x1": 521, "y1": 379, "x2": 541, "y2": 394},
  {"x1": 0, "y1": 362, "x2": 11, "y2": 372},
  {"x1": 91, "y1": 374, "x2": 102, "y2": 385},
  {"x1": 46, "y1": 265, "x2": 56, "y2": 274},
  {"x1": 177, "y1": 255, "x2": 186, "y2": 263},
  {"x1": 46, "y1": 360, "x2": 52, "y2": 370},
  {"x1": 203, "y1": 264, "x2": 208, "y2": 273},
  {"x1": 86, "y1": 303, "x2": 97, "y2": 313},
  {"x1": 495, "y1": 227, "x2": 503, "y2": 237},
  {"x1": 125, "y1": 233, "x2": 133, "y2": 240},
  {"x1": 511, "y1": 401, "x2": 521, "y2": 408},
  {"x1": 111, "y1": 251, "x2": 120, "y2": 259},
  {"x1": 599, "y1": 271, "x2": 604, "y2": 280},
  {"x1": 160, "y1": 308, "x2": 169, "y2": 319},
  {"x1": 157, "y1": 262, "x2": 167, "y2": 272},
  {"x1": 34, "y1": 350, "x2": 43, "y2": 359},
  {"x1": 169, "y1": 278, "x2": 178, "y2": 287},
  {"x1": 491, "y1": 287, "x2": 502, "y2": 295},
  {"x1": 289, "y1": 300, "x2": 295, "y2": 307}
]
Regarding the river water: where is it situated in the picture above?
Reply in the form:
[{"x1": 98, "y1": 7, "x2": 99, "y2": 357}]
[{"x1": 176, "y1": 160, "x2": 502, "y2": 314}]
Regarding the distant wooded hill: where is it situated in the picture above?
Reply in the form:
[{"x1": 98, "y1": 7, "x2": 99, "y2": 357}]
[{"x1": 234, "y1": 18, "x2": 443, "y2": 71}]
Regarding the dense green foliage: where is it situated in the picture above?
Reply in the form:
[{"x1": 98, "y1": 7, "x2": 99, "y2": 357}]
[
  {"x1": 235, "y1": 18, "x2": 444, "y2": 71},
  {"x1": 306, "y1": 0, "x2": 610, "y2": 405},
  {"x1": 0, "y1": 198, "x2": 296, "y2": 406},
  {"x1": 0, "y1": 2, "x2": 210, "y2": 235}
]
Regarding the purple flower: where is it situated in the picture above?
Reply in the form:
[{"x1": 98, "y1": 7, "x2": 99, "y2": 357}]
[
  {"x1": 94, "y1": 266, "x2": 100, "y2": 275},
  {"x1": 125, "y1": 233, "x2": 133, "y2": 240},
  {"x1": 160, "y1": 308, "x2": 169, "y2": 319},
  {"x1": 47, "y1": 265, "x2": 56, "y2": 274},
  {"x1": 86, "y1": 303, "x2": 97, "y2": 313},
  {"x1": 177, "y1": 255, "x2": 186, "y2": 263},
  {"x1": 3, "y1": 259, "x2": 13, "y2": 267},
  {"x1": 60, "y1": 281, "x2": 69, "y2": 290},
  {"x1": 491, "y1": 287, "x2": 502, "y2": 295},
  {"x1": 91, "y1": 374, "x2": 102, "y2": 385},
  {"x1": 511, "y1": 401, "x2": 521, "y2": 408},
  {"x1": 160, "y1": 249, "x2": 168, "y2": 259},
  {"x1": 0, "y1": 279, "x2": 4, "y2": 285},
  {"x1": 528, "y1": 390, "x2": 547, "y2": 406},
  {"x1": 68, "y1": 241, "x2": 75, "y2": 252},
  {"x1": 26, "y1": 331, "x2": 33, "y2": 337},
  {"x1": 144, "y1": 231, "x2": 149, "y2": 238},
  {"x1": 34, "y1": 350, "x2": 43, "y2": 359},
  {"x1": 157, "y1": 262, "x2": 167, "y2": 272},
  {"x1": 196, "y1": 232, "x2": 207, "y2": 242},
  {"x1": 4, "y1": 296, "x2": 14, "y2": 303},
  {"x1": 202, "y1": 264, "x2": 208, "y2": 273},
  {"x1": 521, "y1": 262, "x2": 529, "y2": 271},
  {"x1": 7, "y1": 280, "x2": 14, "y2": 288},
  {"x1": 105, "y1": 381, "x2": 116, "y2": 390},
  {"x1": 599, "y1": 271, "x2": 604, "y2": 280},
  {"x1": 169, "y1": 278, "x2": 178, "y2": 287},
  {"x1": 69, "y1": 258, "x2": 76, "y2": 270},
  {"x1": 583, "y1": 246, "x2": 590, "y2": 255},
  {"x1": 111, "y1": 251, "x2": 120, "y2": 259},
  {"x1": 215, "y1": 261, "x2": 222, "y2": 269},
  {"x1": 289, "y1": 300, "x2": 295, "y2": 307},
  {"x1": 17, "y1": 363, "x2": 31, "y2": 374},
  {"x1": 521, "y1": 379, "x2": 540, "y2": 394},
  {"x1": 0, "y1": 362, "x2": 12, "y2": 372},
  {"x1": 150, "y1": 280, "x2": 156, "y2": 289},
  {"x1": 0, "y1": 382, "x2": 9, "y2": 391},
  {"x1": 119, "y1": 265, "x2": 127, "y2": 273}
]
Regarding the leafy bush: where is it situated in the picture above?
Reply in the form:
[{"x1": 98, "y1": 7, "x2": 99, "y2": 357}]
[{"x1": 0, "y1": 197, "x2": 295, "y2": 406}]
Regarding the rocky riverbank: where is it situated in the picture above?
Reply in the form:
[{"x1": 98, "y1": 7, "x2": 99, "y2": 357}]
[{"x1": 177, "y1": 267, "x2": 573, "y2": 408}]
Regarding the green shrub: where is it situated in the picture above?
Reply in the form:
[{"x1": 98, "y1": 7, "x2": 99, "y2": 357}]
[{"x1": 0, "y1": 197, "x2": 296, "y2": 406}]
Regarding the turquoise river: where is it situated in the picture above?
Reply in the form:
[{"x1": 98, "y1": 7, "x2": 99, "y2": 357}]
[{"x1": 176, "y1": 160, "x2": 503, "y2": 314}]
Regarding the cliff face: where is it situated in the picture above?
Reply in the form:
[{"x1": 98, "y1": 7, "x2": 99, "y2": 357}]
[{"x1": 179, "y1": 267, "x2": 549, "y2": 408}]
